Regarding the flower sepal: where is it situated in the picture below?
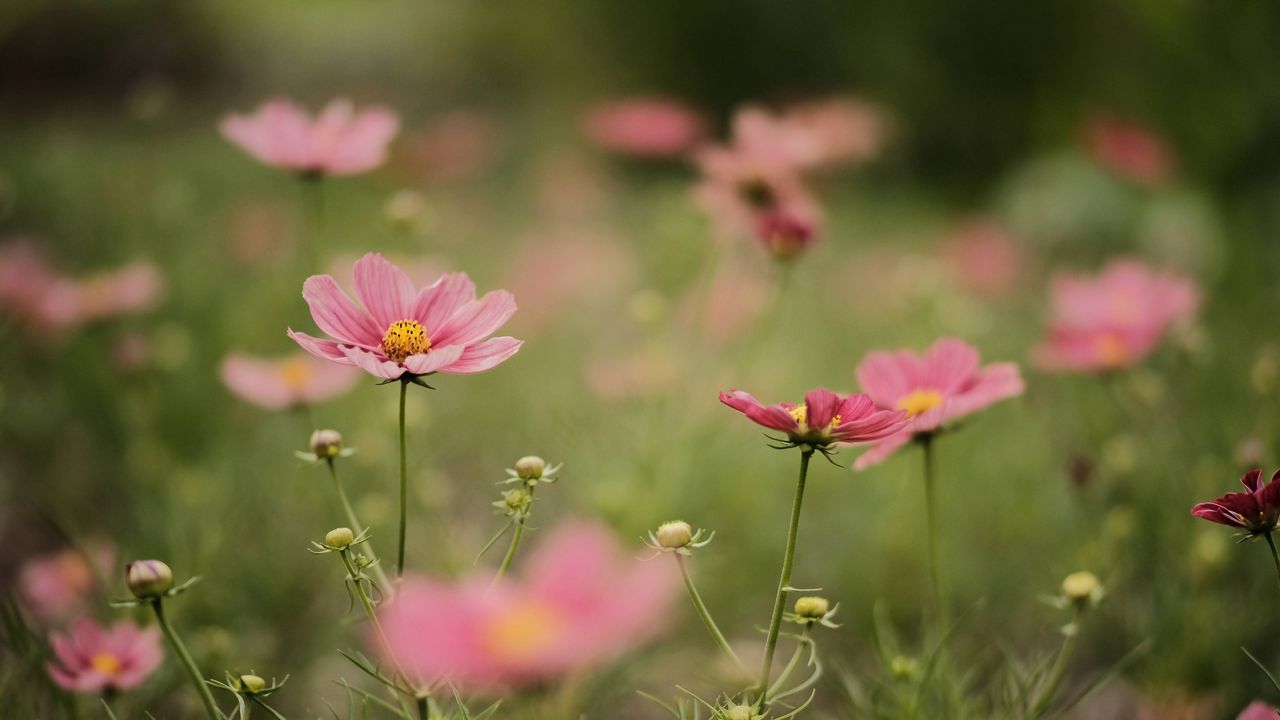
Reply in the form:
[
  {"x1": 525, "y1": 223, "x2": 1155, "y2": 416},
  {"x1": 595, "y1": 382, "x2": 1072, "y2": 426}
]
[
  {"x1": 110, "y1": 575, "x2": 201, "y2": 608},
  {"x1": 645, "y1": 521, "x2": 715, "y2": 556}
]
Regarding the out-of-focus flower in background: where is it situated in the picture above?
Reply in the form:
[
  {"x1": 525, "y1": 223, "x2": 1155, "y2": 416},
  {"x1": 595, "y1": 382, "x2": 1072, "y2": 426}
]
[
  {"x1": 1235, "y1": 701, "x2": 1280, "y2": 720},
  {"x1": 854, "y1": 338, "x2": 1024, "y2": 468},
  {"x1": 581, "y1": 97, "x2": 705, "y2": 159},
  {"x1": 777, "y1": 96, "x2": 888, "y2": 170},
  {"x1": 1033, "y1": 259, "x2": 1199, "y2": 373},
  {"x1": 221, "y1": 98, "x2": 399, "y2": 177},
  {"x1": 47, "y1": 618, "x2": 163, "y2": 694},
  {"x1": 1084, "y1": 115, "x2": 1176, "y2": 188},
  {"x1": 402, "y1": 110, "x2": 502, "y2": 184},
  {"x1": 378, "y1": 520, "x2": 678, "y2": 690},
  {"x1": 289, "y1": 253, "x2": 522, "y2": 379},
  {"x1": 19, "y1": 544, "x2": 114, "y2": 626},
  {"x1": 219, "y1": 352, "x2": 360, "y2": 410},
  {"x1": 940, "y1": 218, "x2": 1028, "y2": 298}
]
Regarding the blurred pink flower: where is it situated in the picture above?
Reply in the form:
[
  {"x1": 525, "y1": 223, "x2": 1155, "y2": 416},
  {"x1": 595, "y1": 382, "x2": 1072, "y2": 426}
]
[
  {"x1": 220, "y1": 351, "x2": 360, "y2": 410},
  {"x1": 676, "y1": 260, "x2": 769, "y2": 344},
  {"x1": 1237, "y1": 701, "x2": 1280, "y2": 720},
  {"x1": 502, "y1": 230, "x2": 633, "y2": 331},
  {"x1": 54, "y1": 261, "x2": 164, "y2": 325},
  {"x1": 1033, "y1": 259, "x2": 1199, "y2": 373},
  {"x1": 405, "y1": 111, "x2": 502, "y2": 184},
  {"x1": 378, "y1": 520, "x2": 678, "y2": 690},
  {"x1": 778, "y1": 96, "x2": 888, "y2": 169},
  {"x1": 48, "y1": 618, "x2": 162, "y2": 694},
  {"x1": 854, "y1": 338, "x2": 1024, "y2": 469},
  {"x1": 221, "y1": 98, "x2": 399, "y2": 177},
  {"x1": 1084, "y1": 115, "x2": 1175, "y2": 187},
  {"x1": 289, "y1": 253, "x2": 522, "y2": 379},
  {"x1": 582, "y1": 97, "x2": 705, "y2": 159},
  {"x1": 941, "y1": 219, "x2": 1027, "y2": 297},
  {"x1": 720, "y1": 387, "x2": 908, "y2": 450},
  {"x1": 19, "y1": 545, "x2": 114, "y2": 625},
  {"x1": 0, "y1": 241, "x2": 63, "y2": 329}
]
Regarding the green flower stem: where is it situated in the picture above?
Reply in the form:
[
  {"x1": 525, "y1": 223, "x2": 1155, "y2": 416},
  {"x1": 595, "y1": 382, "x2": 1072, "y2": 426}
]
[
  {"x1": 921, "y1": 435, "x2": 948, "y2": 632},
  {"x1": 1032, "y1": 605, "x2": 1082, "y2": 716},
  {"x1": 397, "y1": 378, "x2": 408, "y2": 579},
  {"x1": 416, "y1": 696, "x2": 429, "y2": 720},
  {"x1": 757, "y1": 448, "x2": 813, "y2": 706},
  {"x1": 150, "y1": 598, "x2": 221, "y2": 720},
  {"x1": 495, "y1": 518, "x2": 527, "y2": 582},
  {"x1": 675, "y1": 554, "x2": 751, "y2": 677},
  {"x1": 338, "y1": 550, "x2": 415, "y2": 697},
  {"x1": 326, "y1": 458, "x2": 392, "y2": 595},
  {"x1": 1265, "y1": 531, "x2": 1280, "y2": 601},
  {"x1": 766, "y1": 625, "x2": 812, "y2": 699}
]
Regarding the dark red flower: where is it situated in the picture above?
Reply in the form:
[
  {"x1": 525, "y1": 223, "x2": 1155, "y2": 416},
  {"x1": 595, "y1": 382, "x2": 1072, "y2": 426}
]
[
  {"x1": 719, "y1": 387, "x2": 908, "y2": 450},
  {"x1": 1191, "y1": 468, "x2": 1280, "y2": 536}
]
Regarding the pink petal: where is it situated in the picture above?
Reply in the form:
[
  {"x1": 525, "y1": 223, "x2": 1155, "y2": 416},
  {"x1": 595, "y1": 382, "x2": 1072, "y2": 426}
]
[
  {"x1": 340, "y1": 345, "x2": 405, "y2": 380},
  {"x1": 301, "y1": 275, "x2": 382, "y2": 348},
  {"x1": 287, "y1": 329, "x2": 351, "y2": 362},
  {"x1": 945, "y1": 362, "x2": 1024, "y2": 419},
  {"x1": 431, "y1": 290, "x2": 517, "y2": 348},
  {"x1": 324, "y1": 107, "x2": 400, "y2": 175},
  {"x1": 411, "y1": 273, "x2": 477, "y2": 332},
  {"x1": 921, "y1": 338, "x2": 980, "y2": 394},
  {"x1": 219, "y1": 354, "x2": 295, "y2": 410},
  {"x1": 439, "y1": 337, "x2": 523, "y2": 374},
  {"x1": 856, "y1": 351, "x2": 917, "y2": 408},
  {"x1": 353, "y1": 253, "x2": 417, "y2": 329},
  {"x1": 403, "y1": 345, "x2": 465, "y2": 375},
  {"x1": 802, "y1": 388, "x2": 840, "y2": 428},
  {"x1": 853, "y1": 430, "x2": 915, "y2": 470}
]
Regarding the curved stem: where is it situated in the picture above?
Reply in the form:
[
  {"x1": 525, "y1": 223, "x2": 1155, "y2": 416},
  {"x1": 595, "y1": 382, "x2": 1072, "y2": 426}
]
[
  {"x1": 921, "y1": 436, "x2": 948, "y2": 632},
  {"x1": 767, "y1": 626, "x2": 811, "y2": 699},
  {"x1": 495, "y1": 519, "x2": 527, "y2": 581},
  {"x1": 339, "y1": 550, "x2": 414, "y2": 696},
  {"x1": 1265, "y1": 531, "x2": 1280, "y2": 602},
  {"x1": 757, "y1": 448, "x2": 813, "y2": 706},
  {"x1": 327, "y1": 459, "x2": 392, "y2": 596},
  {"x1": 676, "y1": 554, "x2": 751, "y2": 677},
  {"x1": 1032, "y1": 606, "x2": 1082, "y2": 716},
  {"x1": 397, "y1": 379, "x2": 408, "y2": 579},
  {"x1": 151, "y1": 599, "x2": 221, "y2": 720}
]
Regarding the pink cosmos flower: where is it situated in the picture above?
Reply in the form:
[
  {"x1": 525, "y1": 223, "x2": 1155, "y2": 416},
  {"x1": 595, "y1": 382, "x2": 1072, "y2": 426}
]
[
  {"x1": 19, "y1": 545, "x2": 114, "y2": 626},
  {"x1": 221, "y1": 98, "x2": 399, "y2": 177},
  {"x1": 1033, "y1": 259, "x2": 1200, "y2": 373},
  {"x1": 47, "y1": 618, "x2": 163, "y2": 694},
  {"x1": 719, "y1": 387, "x2": 908, "y2": 451},
  {"x1": 288, "y1": 253, "x2": 522, "y2": 380},
  {"x1": 941, "y1": 219, "x2": 1027, "y2": 297},
  {"x1": 1084, "y1": 115, "x2": 1175, "y2": 187},
  {"x1": 1238, "y1": 701, "x2": 1280, "y2": 720},
  {"x1": 378, "y1": 520, "x2": 678, "y2": 690},
  {"x1": 581, "y1": 98, "x2": 705, "y2": 159},
  {"x1": 853, "y1": 338, "x2": 1024, "y2": 469},
  {"x1": 778, "y1": 97, "x2": 888, "y2": 170},
  {"x1": 220, "y1": 351, "x2": 360, "y2": 410}
]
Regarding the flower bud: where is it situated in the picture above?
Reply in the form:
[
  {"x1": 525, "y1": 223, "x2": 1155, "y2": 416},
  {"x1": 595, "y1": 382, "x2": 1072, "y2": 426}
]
[
  {"x1": 239, "y1": 674, "x2": 266, "y2": 693},
  {"x1": 724, "y1": 704, "x2": 755, "y2": 720},
  {"x1": 1062, "y1": 571, "x2": 1101, "y2": 605},
  {"x1": 514, "y1": 455, "x2": 545, "y2": 480},
  {"x1": 890, "y1": 655, "x2": 919, "y2": 680},
  {"x1": 655, "y1": 520, "x2": 693, "y2": 550},
  {"x1": 310, "y1": 429, "x2": 343, "y2": 458},
  {"x1": 325, "y1": 527, "x2": 355, "y2": 550},
  {"x1": 125, "y1": 560, "x2": 174, "y2": 598},
  {"x1": 502, "y1": 488, "x2": 532, "y2": 512},
  {"x1": 793, "y1": 595, "x2": 830, "y2": 620}
]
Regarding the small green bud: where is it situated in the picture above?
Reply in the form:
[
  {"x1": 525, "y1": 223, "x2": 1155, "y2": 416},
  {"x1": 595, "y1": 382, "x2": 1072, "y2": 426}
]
[
  {"x1": 723, "y1": 704, "x2": 755, "y2": 720},
  {"x1": 310, "y1": 429, "x2": 343, "y2": 458},
  {"x1": 1062, "y1": 571, "x2": 1101, "y2": 605},
  {"x1": 325, "y1": 527, "x2": 355, "y2": 550},
  {"x1": 125, "y1": 560, "x2": 174, "y2": 598},
  {"x1": 793, "y1": 595, "x2": 830, "y2": 620},
  {"x1": 239, "y1": 674, "x2": 266, "y2": 693},
  {"x1": 655, "y1": 520, "x2": 693, "y2": 550},
  {"x1": 502, "y1": 488, "x2": 532, "y2": 513},
  {"x1": 514, "y1": 455, "x2": 546, "y2": 480},
  {"x1": 890, "y1": 655, "x2": 919, "y2": 680}
]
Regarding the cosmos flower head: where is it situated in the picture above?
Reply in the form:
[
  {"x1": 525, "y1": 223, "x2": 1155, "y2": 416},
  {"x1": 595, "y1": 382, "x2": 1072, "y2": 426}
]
[
  {"x1": 1191, "y1": 468, "x2": 1280, "y2": 537},
  {"x1": 47, "y1": 618, "x2": 163, "y2": 695},
  {"x1": 220, "y1": 351, "x2": 360, "y2": 410},
  {"x1": 719, "y1": 387, "x2": 909, "y2": 454},
  {"x1": 221, "y1": 98, "x2": 399, "y2": 178}
]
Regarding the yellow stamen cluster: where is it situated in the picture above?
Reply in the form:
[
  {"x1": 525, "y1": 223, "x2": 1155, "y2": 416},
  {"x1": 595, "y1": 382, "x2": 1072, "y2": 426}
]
[
  {"x1": 1095, "y1": 333, "x2": 1129, "y2": 367},
  {"x1": 483, "y1": 602, "x2": 561, "y2": 663},
  {"x1": 897, "y1": 389, "x2": 944, "y2": 418},
  {"x1": 91, "y1": 652, "x2": 122, "y2": 676},
  {"x1": 788, "y1": 404, "x2": 841, "y2": 429},
  {"x1": 278, "y1": 357, "x2": 312, "y2": 390},
  {"x1": 381, "y1": 319, "x2": 431, "y2": 362}
]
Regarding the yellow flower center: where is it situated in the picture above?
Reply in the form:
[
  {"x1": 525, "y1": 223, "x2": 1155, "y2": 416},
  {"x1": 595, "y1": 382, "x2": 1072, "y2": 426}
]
[
  {"x1": 1095, "y1": 333, "x2": 1129, "y2": 367},
  {"x1": 381, "y1": 320, "x2": 431, "y2": 362},
  {"x1": 482, "y1": 601, "x2": 562, "y2": 664},
  {"x1": 91, "y1": 652, "x2": 122, "y2": 676},
  {"x1": 787, "y1": 404, "x2": 840, "y2": 429},
  {"x1": 278, "y1": 357, "x2": 312, "y2": 391},
  {"x1": 897, "y1": 389, "x2": 944, "y2": 418}
]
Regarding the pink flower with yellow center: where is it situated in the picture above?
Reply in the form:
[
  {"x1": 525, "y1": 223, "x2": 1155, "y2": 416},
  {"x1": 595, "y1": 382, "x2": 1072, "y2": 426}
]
[
  {"x1": 221, "y1": 98, "x2": 399, "y2": 177},
  {"x1": 719, "y1": 387, "x2": 908, "y2": 451},
  {"x1": 47, "y1": 618, "x2": 163, "y2": 694},
  {"x1": 220, "y1": 351, "x2": 360, "y2": 410},
  {"x1": 1032, "y1": 259, "x2": 1199, "y2": 373},
  {"x1": 854, "y1": 338, "x2": 1024, "y2": 469},
  {"x1": 377, "y1": 520, "x2": 678, "y2": 690},
  {"x1": 288, "y1": 253, "x2": 522, "y2": 380},
  {"x1": 18, "y1": 544, "x2": 114, "y2": 626}
]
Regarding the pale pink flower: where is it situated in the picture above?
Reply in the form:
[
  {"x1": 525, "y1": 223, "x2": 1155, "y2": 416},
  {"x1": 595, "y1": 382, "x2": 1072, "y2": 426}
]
[
  {"x1": 221, "y1": 98, "x2": 399, "y2": 177},
  {"x1": 854, "y1": 338, "x2": 1024, "y2": 469},
  {"x1": 220, "y1": 351, "x2": 360, "y2": 410},
  {"x1": 675, "y1": 259, "x2": 769, "y2": 344},
  {"x1": 288, "y1": 253, "x2": 522, "y2": 379},
  {"x1": 581, "y1": 98, "x2": 705, "y2": 159},
  {"x1": 0, "y1": 242, "x2": 163, "y2": 334},
  {"x1": 502, "y1": 230, "x2": 633, "y2": 331},
  {"x1": 55, "y1": 261, "x2": 164, "y2": 325},
  {"x1": 19, "y1": 545, "x2": 114, "y2": 625},
  {"x1": 1033, "y1": 259, "x2": 1200, "y2": 373},
  {"x1": 941, "y1": 219, "x2": 1027, "y2": 297},
  {"x1": 0, "y1": 241, "x2": 62, "y2": 329},
  {"x1": 378, "y1": 520, "x2": 678, "y2": 690},
  {"x1": 1084, "y1": 115, "x2": 1175, "y2": 187},
  {"x1": 778, "y1": 96, "x2": 888, "y2": 169},
  {"x1": 1237, "y1": 701, "x2": 1280, "y2": 720},
  {"x1": 47, "y1": 618, "x2": 163, "y2": 694},
  {"x1": 406, "y1": 111, "x2": 502, "y2": 184}
]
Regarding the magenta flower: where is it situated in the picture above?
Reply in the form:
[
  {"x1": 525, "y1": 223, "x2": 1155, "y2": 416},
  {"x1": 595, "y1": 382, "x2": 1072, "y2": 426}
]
[
  {"x1": 47, "y1": 618, "x2": 163, "y2": 694},
  {"x1": 719, "y1": 387, "x2": 908, "y2": 452},
  {"x1": 854, "y1": 338, "x2": 1024, "y2": 469},
  {"x1": 220, "y1": 351, "x2": 360, "y2": 410},
  {"x1": 1238, "y1": 701, "x2": 1280, "y2": 720},
  {"x1": 581, "y1": 97, "x2": 705, "y2": 159},
  {"x1": 288, "y1": 253, "x2": 522, "y2": 380},
  {"x1": 221, "y1": 98, "x2": 399, "y2": 177},
  {"x1": 1033, "y1": 259, "x2": 1199, "y2": 373},
  {"x1": 1084, "y1": 115, "x2": 1174, "y2": 187},
  {"x1": 1191, "y1": 468, "x2": 1280, "y2": 536},
  {"x1": 377, "y1": 520, "x2": 678, "y2": 690}
]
